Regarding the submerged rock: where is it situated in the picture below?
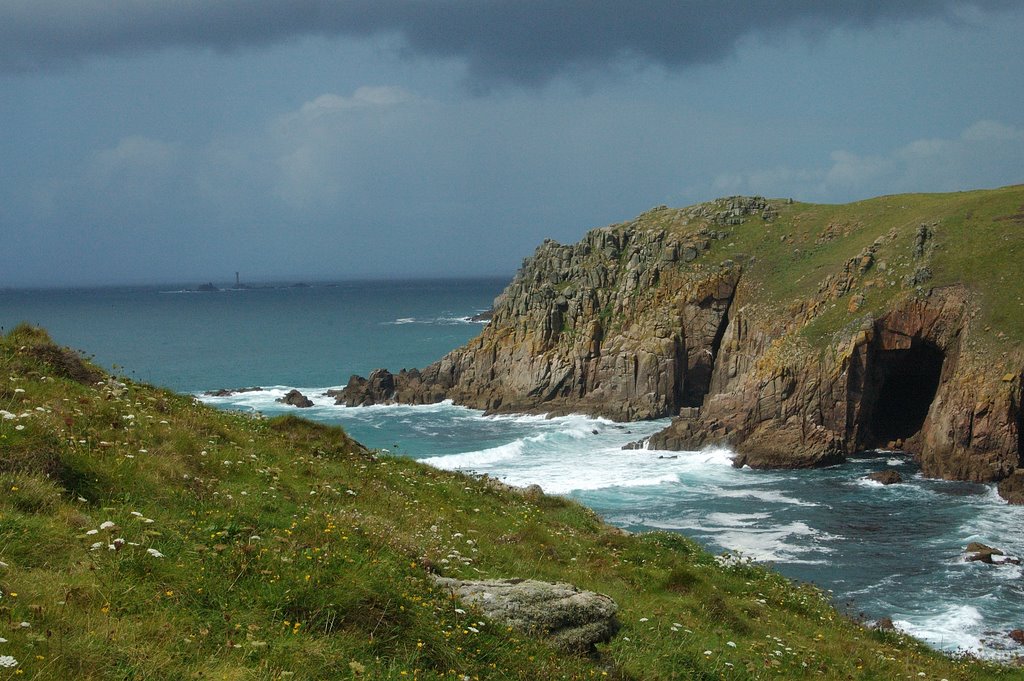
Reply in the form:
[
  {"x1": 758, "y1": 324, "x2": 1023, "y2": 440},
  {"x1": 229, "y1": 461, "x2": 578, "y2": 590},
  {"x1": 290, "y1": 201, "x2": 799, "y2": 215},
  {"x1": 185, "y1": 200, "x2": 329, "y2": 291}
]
[
  {"x1": 204, "y1": 386, "x2": 262, "y2": 397},
  {"x1": 432, "y1": 576, "x2": 619, "y2": 654}
]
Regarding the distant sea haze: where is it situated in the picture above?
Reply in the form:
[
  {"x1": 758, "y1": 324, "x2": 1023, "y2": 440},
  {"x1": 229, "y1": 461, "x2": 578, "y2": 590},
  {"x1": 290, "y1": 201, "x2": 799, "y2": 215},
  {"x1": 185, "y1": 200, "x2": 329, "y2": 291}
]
[{"x1": 2, "y1": 279, "x2": 1022, "y2": 659}]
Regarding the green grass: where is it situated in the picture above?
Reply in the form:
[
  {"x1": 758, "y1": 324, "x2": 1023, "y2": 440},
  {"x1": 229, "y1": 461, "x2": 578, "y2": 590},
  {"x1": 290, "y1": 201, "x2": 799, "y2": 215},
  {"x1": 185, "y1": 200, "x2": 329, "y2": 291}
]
[{"x1": 0, "y1": 325, "x2": 1021, "y2": 679}]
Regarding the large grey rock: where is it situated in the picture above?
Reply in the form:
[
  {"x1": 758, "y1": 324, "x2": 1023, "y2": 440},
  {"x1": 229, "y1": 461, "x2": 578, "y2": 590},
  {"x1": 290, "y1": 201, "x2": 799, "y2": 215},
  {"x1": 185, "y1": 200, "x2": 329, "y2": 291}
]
[{"x1": 432, "y1": 576, "x2": 619, "y2": 654}]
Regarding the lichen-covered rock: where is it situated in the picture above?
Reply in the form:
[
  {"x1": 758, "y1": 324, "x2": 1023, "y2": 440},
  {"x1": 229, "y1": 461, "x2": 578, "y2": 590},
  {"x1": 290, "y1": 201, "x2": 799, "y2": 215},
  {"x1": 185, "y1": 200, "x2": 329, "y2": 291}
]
[{"x1": 432, "y1": 576, "x2": 619, "y2": 654}]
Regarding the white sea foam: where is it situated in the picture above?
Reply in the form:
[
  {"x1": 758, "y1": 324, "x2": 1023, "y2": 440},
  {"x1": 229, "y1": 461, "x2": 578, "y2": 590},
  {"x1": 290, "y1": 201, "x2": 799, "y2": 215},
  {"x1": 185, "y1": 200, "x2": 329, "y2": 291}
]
[
  {"x1": 705, "y1": 512, "x2": 771, "y2": 527},
  {"x1": 647, "y1": 517, "x2": 833, "y2": 564},
  {"x1": 713, "y1": 522, "x2": 833, "y2": 564},
  {"x1": 384, "y1": 315, "x2": 479, "y2": 326},
  {"x1": 422, "y1": 440, "x2": 525, "y2": 468},
  {"x1": 706, "y1": 485, "x2": 819, "y2": 507},
  {"x1": 895, "y1": 604, "x2": 986, "y2": 655}
]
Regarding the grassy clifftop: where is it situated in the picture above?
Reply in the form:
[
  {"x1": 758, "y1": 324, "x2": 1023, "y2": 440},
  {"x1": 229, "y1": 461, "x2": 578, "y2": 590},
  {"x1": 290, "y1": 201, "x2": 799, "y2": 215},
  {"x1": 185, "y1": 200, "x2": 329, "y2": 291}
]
[
  {"x1": 680, "y1": 185, "x2": 1024, "y2": 352},
  {"x1": 0, "y1": 325, "x2": 1019, "y2": 679}
]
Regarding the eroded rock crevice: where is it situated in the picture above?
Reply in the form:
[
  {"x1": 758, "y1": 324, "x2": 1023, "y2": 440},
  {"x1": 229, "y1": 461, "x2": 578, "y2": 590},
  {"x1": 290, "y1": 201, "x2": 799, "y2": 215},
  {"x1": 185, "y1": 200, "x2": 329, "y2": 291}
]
[{"x1": 680, "y1": 281, "x2": 737, "y2": 408}]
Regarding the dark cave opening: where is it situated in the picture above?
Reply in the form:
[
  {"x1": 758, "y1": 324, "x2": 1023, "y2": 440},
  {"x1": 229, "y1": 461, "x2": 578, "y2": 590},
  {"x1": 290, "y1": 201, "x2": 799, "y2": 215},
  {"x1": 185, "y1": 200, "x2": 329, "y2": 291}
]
[
  {"x1": 680, "y1": 305, "x2": 732, "y2": 408},
  {"x1": 867, "y1": 341, "x2": 944, "y2": 448}
]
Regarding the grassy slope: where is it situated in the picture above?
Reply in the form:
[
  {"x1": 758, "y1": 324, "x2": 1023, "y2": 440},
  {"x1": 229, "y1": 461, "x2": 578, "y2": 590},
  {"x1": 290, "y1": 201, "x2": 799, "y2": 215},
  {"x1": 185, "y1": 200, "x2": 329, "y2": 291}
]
[{"x1": 1, "y1": 327, "x2": 1021, "y2": 679}]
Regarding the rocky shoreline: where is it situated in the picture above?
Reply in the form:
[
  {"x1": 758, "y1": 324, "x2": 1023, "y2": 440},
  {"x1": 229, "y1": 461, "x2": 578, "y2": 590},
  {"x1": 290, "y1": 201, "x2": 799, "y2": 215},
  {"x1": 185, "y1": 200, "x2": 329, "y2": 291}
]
[{"x1": 341, "y1": 191, "x2": 1024, "y2": 500}]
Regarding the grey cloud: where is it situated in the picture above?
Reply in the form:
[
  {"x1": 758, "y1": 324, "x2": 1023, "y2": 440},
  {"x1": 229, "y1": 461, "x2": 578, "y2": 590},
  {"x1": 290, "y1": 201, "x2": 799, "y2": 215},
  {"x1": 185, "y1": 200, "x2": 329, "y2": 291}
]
[
  {"x1": 710, "y1": 120, "x2": 1024, "y2": 202},
  {"x1": 0, "y1": 1, "x2": 1014, "y2": 85}
]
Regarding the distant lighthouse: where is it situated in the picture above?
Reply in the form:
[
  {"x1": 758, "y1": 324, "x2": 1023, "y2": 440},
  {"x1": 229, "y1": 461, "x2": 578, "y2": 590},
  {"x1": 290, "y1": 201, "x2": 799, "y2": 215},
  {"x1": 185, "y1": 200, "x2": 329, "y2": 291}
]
[{"x1": 235, "y1": 272, "x2": 240, "y2": 288}]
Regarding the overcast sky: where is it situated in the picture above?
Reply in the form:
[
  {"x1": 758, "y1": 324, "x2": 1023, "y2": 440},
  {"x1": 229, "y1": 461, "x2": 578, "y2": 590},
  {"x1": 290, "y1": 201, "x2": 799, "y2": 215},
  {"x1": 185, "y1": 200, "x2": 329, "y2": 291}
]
[{"x1": 2, "y1": 1, "x2": 1023, "y2": 287}]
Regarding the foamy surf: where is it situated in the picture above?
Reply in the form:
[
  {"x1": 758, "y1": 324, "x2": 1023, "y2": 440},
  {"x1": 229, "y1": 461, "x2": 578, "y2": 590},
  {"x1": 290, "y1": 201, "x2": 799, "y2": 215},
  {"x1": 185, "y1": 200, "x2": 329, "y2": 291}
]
[
  {"x1": 895, "y1": 605, "x2": 987, "y2": 656},
  {"x1": 423, "y1": 439, "x2": 526, "y2": 468}
]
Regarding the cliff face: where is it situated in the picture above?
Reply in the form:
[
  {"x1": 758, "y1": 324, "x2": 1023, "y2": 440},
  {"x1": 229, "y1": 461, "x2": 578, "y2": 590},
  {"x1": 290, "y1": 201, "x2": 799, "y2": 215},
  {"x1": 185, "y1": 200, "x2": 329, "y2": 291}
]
[
  {"x1": 652, "y1": 286, "x2": 1022, "y2": 483},
  {"x1": 342, "y1": 201, "x2": 759, "y2": 420},
  {"x1": 342, "y1": 188, "x2": 1024, "y2": 492}
]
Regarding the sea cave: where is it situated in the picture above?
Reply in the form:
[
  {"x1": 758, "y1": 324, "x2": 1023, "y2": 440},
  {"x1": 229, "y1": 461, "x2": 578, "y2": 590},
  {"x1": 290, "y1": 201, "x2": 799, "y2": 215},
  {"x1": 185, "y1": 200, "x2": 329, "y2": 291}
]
[{"x1": 863, "y1": 340, "x2": 945, "y2": 450}]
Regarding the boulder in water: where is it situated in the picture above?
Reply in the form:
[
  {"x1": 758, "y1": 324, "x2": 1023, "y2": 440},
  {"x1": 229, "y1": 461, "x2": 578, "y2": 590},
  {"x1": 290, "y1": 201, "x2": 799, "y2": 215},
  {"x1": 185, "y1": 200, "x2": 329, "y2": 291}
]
[
  {"x1": 867, "y1": 470, "x2": 902, "y2": 485},
  {"x1": 964, "y1": 542, "x2": 1021, "y2": 565},
  {"x1": 277, "y1": 389, "x2": 313, "y2": 408}
]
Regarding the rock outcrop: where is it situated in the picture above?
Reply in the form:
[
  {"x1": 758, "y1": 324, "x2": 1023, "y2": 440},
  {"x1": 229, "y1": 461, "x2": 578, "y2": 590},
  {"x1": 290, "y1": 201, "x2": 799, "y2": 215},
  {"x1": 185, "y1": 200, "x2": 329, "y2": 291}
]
[
  {"x1": 997, "y1": 470, "x2": 1024, "y2": 504},
  {"x1": 276, "y1": 389, "x2": 313, "y2": 408},
  {"x1": 339, "y1": 202, "x2": 747, "y2": 420},
  {"x1": 867, "y1": 470, "x2": 903, "y2": 485},
  {"x1": 343, "y1": 189, "x2": 1024, "y2": 495},
  {"x1": 431, "y1": 576, "x2": 619, "y2": 654}
]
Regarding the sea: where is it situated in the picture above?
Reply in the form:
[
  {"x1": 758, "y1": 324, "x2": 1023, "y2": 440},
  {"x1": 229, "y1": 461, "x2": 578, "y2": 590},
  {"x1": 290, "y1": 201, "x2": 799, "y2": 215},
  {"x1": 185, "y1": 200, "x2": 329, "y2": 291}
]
[{"x1": 2, "y1": 278, "x2": 1022, "y2": 659}]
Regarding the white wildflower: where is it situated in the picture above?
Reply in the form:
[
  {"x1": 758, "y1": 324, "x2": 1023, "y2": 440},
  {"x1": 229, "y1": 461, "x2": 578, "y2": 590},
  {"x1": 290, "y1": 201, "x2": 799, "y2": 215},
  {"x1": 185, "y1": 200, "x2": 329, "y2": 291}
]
[
  {"x1": 14, "y1": 425, "x2": 24, "y2": 431},
  {"x1": 639, "y1": 617, "x2": 649, "y2": 622},
  {"x1": 18, "y1": 622, "x2": 30, "y2": 628},
  {"x1": 85, "y1": 529, "x2": 98, "y2": 535},
  {"x1": 147, "y1": 548, "x2": 165, "y2": 558},
  {"x1": 0, "y1": 655, "x2": 17, "y2": 668},
  {"x1": 99, "y1": 521, "x2": 115, "y2": 530},
  {"x1": 726, "y1": 641, "x2": 737, "y2": 648}
]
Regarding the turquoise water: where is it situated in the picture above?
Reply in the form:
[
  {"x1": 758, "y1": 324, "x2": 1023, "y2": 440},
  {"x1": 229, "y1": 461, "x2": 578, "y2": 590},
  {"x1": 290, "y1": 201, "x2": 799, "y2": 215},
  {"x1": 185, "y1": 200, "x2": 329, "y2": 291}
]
[{"x1": 2, "y1": 280, "x2": 1022, "y2": 658}]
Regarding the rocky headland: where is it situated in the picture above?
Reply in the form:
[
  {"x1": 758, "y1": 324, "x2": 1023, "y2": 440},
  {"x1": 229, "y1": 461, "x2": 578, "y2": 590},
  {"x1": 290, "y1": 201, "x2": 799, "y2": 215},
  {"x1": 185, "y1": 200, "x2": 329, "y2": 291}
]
[{"x1": 342, "y1": 187, "x2": 1024, "y2": 497}]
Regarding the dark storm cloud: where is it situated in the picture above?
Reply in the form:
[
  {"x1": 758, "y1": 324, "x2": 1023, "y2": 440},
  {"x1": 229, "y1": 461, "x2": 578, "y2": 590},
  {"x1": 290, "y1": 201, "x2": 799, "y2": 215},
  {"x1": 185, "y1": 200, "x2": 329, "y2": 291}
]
[{"x1": 0, "y1": 1, "x2": 1012, "y2": 85}]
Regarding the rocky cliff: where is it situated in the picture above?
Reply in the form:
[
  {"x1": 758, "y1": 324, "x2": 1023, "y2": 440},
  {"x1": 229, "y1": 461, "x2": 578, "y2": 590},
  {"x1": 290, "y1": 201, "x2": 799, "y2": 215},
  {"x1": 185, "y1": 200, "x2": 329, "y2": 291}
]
[{"x1": 342, "y1": 187, "x2": 1024, "y2": 494}]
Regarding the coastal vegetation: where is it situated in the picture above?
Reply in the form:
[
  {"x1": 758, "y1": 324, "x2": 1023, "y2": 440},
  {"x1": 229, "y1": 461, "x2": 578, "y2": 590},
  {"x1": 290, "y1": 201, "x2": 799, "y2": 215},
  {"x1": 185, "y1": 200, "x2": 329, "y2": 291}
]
[{"x1": 1, "y1": 325, "x2": 1021, "y2": 678}]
